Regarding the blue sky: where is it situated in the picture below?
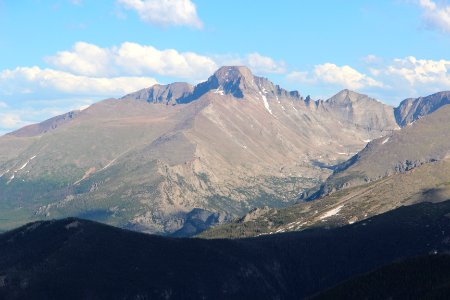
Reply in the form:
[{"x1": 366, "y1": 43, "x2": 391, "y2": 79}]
[{"x1": 1, "y1": 0, "x2": 450, "y2": 134}]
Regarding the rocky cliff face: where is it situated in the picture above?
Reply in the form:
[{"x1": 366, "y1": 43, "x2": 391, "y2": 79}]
[
  {"x1": 395, "y1": 91, "x2": 450, "y2": 126},
  {"x1": 0, "y1": 66, "x2": 399, "y2": 235},
  {"x1": 321, "y1": 89, "x2": 399, "y2": 131}
]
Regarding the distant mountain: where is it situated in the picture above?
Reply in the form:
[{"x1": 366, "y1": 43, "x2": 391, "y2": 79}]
[
  {"x1": 320, "y1": 89, "x2": 399, "y2": 131},
  {"x1": 2, "y1": 200, "x2": 450, "y2": 299},
  {"x1": 304, "y1": 102, "x2": 450, "y2": 201},
  {"x1": 0, "y1": 66, "x2": 398, "y2": 235},
  {"x1": 395, "y1": 91, "x2": 450, "y2": 126},
  {"x1": 203, "y1": 101, "x2": 450, "y2": 239}
]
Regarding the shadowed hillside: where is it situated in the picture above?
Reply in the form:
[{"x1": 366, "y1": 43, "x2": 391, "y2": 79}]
[{"x1": 2, "y1": 200, "x2": 450, "y2": 299}]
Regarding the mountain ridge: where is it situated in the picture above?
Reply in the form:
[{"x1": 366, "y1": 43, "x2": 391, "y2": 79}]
[{"x1": 0, "y1": 66, "x2": 433, "y2": 235}]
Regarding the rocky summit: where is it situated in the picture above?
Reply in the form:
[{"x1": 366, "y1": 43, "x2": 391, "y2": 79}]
[{"x1": 0, "y1": 66, "x2": 400, "y2": 235}]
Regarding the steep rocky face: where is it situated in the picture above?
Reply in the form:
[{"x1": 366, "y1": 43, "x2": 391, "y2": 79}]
[
  {"x1": 0, "y1": 66, "x2": 398, "y2": 235},
  {"x1": 121, "y1": 82, "x2": 194, "y2": 105},
  {"x1": 395, "y1": 91, "x2": 450, "y2": 126},
  {"x1": 320, "y1": 89, "x2": 399, "y2": 131}
]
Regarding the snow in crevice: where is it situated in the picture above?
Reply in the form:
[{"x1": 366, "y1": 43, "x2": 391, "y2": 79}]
[
  {"x1": 0, "y1": 170, "x2": 9, "y2": 178},
  {"x1": 362, "y1": 139, "x2": 371, "y2": 143},
  {"x1": 16, "y1": 155, "x2": 37, "y2": 171},
  {"x1": 18, "y1": 161, "x2": 29, "y2": 171},
  {"x1": 259, "y1": 91, "x2": 273, "y2": 115},
  {"x1": 382, "y1": 137, "x2": 390, "y2": 144},
  {"x1": 213, "y1": 86, "x2": 224, "y2": 96},
  {"x1": 319, "y1": 205, "x2": 344, "y2": 220},
  {"x1": 7, "y1": 174, "x2": 15, "y2": 184}
]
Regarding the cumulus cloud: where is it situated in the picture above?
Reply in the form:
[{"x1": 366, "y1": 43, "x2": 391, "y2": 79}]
[
  {"x1": 214, "y1": 52, "x2": 287, "y2": 75},
  {"x1": 0, "y1": 113, "x2": 23, "y2": 129},
  {"x1": 245, "y1": 53, "x2": 286, "y2": 74},
  {"x1": 45, "y1": 42, "x2": 112, "y2": 77},
  {"x1": 45, "y1": 42, "x2": 286, "y2": 81},
  {"x1": 374, "y1": 56, "x2": 450, "y2": 96},
  {"x1": 287, "y1": 63, "x2": 383, "y2": 90},
  {"x1": 0, "y1": 66, "x2": 157, "y2": 96},
  {"x1": 117, "y1": 0, "x2": 203, "y2": 28},
  {"x1": 46, "y1": 42, "x2": 218, "y2": 80},
  {"x1": 418, "y1": 0, "x2": 450, "y2": 33}
]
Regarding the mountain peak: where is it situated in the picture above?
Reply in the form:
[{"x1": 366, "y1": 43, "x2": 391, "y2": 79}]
[
  {"x1": 212, "y1": 66, "x2": 255, "y2": 84},
  {"x1": 328, "y1": 89, "x2": 372, "y2": 104},
  {"x1": 188, "y1": 66, "x2": 257, "y2": 99}
]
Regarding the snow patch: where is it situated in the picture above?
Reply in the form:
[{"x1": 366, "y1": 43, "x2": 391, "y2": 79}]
[
  {"x1": 382, "y1": 137, "x2": 390, "y2": 144},
  {"x1": 337, "y1": 152, "x2": 348, "y2": 155},
  {"x1": 213, "y1": 87, "x2": 224, "y2": 96},
  {"x1": 259, "y1": 91, "x2": 273, "y2": 115},
  {"x1": 7, "y1": 174, "x2": 15, "y2": 184},
  {"x1": 319, "y1": 205, "x2": 344, "y2": 220},
  {"x1": 18, "y1": 161, "x2": 29, "y2": 171},
  {"x1": 363, "y1": 139, "x2": 371, "y2": 143},
  {"x1": 0, "y1": 169, "x2": 9, "y2": 178}
]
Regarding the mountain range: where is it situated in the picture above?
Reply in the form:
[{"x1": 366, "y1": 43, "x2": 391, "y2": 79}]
[{"x1": 0, "y1": 66, "x2": 448, "y2": 236}]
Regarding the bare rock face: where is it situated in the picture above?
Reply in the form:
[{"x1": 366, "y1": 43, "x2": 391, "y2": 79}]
[
  {"x1": 0, "y1": 66, "x2": 401, "y2": 235},
  {"x1": 395, "y1": 91, "x2": 450, "y2": 126},
  {"x1": 121, "y1": 82, "x2": 194, "y2": 105},
  {"x1": 320, "y1": 89, "x2": 399, "y2": 131}
]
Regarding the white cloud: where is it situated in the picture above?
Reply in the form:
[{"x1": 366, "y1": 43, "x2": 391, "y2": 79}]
[
  {"x1": 246, "y1": 53, "x2": 286, "y2": 74},
  {"x1": 214, "y1": 53, "x2": 287, "y2": 75},
  {"x1": 287, "y1": 63, "x2": 383, "y2": 90},
  {"x1": 46, "y1": 42, "x2": 218, "y2": 80},
  {"x1": 0, "y1": 66, "x2": 157, "y2": 97},
  {"x1": 0, "y1": 113, "x2": 24, "y2": 129},
  {"x1": 45, "y1": 42, "x2": 112, "y2": 77},
  {"x1": 0, "y1": 101, "x2": 8, "y2": 109},
  {"x1": 117, "y1": 0, "x2": 202, "y2": 28},
  {"x1": 45, "y1": 42, "x2": 286, "y2": 81},
  {"x1": 375, "y1": 56, "x2": 450, "y2": 96},
  {"x1": 114, "y1": 42, "x2": 217, "y2": 78},
  {"x1": 418, "y1": 0, "x2": 450, "y2": 33}
]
